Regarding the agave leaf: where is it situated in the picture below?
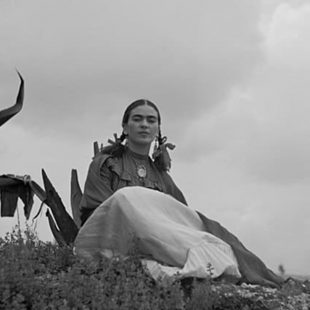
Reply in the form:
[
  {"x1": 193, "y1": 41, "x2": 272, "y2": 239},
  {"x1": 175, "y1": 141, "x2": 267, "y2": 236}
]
[
  {"x1": 70, "y1": 169, "x2": 82, "y2": 228},
  {"x1": 0, "y1": 71, "x2": 24, "y2": 127},
  {"x1": 42, "y1": 169, "x2": 78, "y2": 244}
]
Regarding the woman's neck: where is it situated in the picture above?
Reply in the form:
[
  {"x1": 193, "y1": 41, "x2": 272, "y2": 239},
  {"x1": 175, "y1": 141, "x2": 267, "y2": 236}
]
[{"x1": 126, "y1": 141, "x2": 150, "y2": 156}]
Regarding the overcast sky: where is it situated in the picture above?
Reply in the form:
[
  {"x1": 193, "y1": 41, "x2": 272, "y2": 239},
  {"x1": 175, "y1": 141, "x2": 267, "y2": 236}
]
[{"x1": 1, "y1": 0, "x2": 309, "y2": 276}]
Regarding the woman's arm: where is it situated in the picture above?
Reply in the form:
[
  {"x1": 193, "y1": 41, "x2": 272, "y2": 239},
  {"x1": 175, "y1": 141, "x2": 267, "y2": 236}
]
[{"x1": 80, "y1": 155, "x2": 115, "y2": 225}]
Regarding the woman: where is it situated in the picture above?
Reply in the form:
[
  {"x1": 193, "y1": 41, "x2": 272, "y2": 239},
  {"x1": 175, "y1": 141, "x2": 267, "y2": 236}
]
[
  {"x1": 79, "y1": 99, "x2": 187, "y2": 225},
  {"x1": 75, "y1": 99, "x2": 283, "y2": 287}
]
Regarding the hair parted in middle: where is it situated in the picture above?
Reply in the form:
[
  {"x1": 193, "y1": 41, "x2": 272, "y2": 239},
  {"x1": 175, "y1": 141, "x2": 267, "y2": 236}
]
[{"x1": 100, "y1": 99, "x2": 174, "y2": 171}]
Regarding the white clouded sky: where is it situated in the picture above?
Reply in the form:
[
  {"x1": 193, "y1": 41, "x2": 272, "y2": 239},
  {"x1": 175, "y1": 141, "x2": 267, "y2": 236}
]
[{"x1": 1, "y1": 0, "x2": 309, "y2": 276}]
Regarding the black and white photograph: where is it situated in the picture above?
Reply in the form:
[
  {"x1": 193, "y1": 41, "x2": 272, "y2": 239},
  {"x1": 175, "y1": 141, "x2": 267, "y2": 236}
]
[{"x1": 1, "y1": 0, "x2": 309, "y2": 308}]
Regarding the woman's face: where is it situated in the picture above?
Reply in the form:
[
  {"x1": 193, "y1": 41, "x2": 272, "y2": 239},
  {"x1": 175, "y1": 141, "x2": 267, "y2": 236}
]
[{"x1": 123, "y1": 104, "x2": 159, "y2": 147}]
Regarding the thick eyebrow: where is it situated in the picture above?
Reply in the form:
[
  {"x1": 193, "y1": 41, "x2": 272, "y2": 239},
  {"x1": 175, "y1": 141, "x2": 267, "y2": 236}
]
[{"x1": 131, "y1": 113, "x2": 158, "y2": 120}]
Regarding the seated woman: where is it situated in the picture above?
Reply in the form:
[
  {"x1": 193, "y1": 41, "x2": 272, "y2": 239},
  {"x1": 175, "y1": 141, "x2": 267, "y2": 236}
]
[{"x1": 75, "y1": 99, "x2": 283, "y2": 287}]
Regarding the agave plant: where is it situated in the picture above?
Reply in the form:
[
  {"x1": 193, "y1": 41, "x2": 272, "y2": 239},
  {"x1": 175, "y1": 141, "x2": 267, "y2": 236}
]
[{"x1": 1, "y1": 72, "x2": 80, "y2": 245}]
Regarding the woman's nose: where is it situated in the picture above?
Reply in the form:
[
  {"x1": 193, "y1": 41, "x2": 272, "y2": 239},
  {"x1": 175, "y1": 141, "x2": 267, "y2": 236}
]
[{"x1": 140, "y1": 119, "x2": 149, "y2": 127}]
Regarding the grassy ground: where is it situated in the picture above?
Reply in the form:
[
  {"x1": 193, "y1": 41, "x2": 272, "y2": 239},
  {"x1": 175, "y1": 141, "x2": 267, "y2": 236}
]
[{"x1": 1, "y1": 226, "x2": 309, "y2": 309}]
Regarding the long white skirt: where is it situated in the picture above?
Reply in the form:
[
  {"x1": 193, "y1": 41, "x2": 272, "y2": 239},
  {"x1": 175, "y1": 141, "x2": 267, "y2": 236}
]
[{"x1": 75, "y1": 187, "x2": 241, "y2": 281}]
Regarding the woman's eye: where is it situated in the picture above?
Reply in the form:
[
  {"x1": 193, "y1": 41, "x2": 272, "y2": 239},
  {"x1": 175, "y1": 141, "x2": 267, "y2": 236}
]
[{"x1": 147, "y1": 118, "x2": 157, "y2": 123}]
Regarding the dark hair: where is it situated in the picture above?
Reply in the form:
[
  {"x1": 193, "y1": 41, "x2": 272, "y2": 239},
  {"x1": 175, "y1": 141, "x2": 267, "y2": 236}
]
[
  {"x1": 122, "y1": 99, "x2": 161, "y2": 126},
  {"x1": 121, "y1": 99, "x2": 166, "y2": 145},
  {"x1": 101, "y1": 99, "x2": 172, "y2": 171}
]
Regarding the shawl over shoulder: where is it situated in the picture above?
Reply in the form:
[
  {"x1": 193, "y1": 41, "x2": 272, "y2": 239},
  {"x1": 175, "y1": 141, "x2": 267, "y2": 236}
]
[{"x1": 196, "y1": 212, "x2": 284, "y2": 287}]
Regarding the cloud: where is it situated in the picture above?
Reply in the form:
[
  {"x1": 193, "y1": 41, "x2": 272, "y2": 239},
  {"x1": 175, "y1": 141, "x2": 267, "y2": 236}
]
[
  {"x1": 0, "y1": 0, "x2": 264, "y2": 140},
  {"x1": 242, "y1": 2, "x2": 310, "y2": 183},
  {"x1": 176, "y1": 1, "x2": 310, "y2": 183},
  {"x1": 264, "y1": 1, "x2": 310, "y2": 66}
]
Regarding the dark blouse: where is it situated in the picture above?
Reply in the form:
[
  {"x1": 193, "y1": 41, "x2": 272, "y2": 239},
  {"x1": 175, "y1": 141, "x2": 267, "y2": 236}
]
[{"x1": 80, "y1": 147, "x2": 187, "y2": 225}]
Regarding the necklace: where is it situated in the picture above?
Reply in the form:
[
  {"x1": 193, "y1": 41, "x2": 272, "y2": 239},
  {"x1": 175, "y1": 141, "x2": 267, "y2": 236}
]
[
  {"x1": 132, "y1": 158, "x2": 148, "y2": 179},
  {"x1": 136, "y1": 164, "x2": 147, "y2": 178},
  {"x1": 126, "y1": 147, "x2": 148, "y2": 180}
]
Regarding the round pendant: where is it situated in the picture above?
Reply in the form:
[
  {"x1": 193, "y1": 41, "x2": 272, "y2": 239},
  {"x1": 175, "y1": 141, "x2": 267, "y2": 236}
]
[{"x1": 137, "y1": 165, "x2": 147, "y2": 178}]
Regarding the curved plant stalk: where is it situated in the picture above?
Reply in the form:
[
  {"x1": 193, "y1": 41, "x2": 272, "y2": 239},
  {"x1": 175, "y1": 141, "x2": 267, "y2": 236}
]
[
  {"x1": 0, "y1": 71, "x2": 24, "y2": 127},
  {"x1": 46, "y1": 209, "x2": 67, "y2": 246}
]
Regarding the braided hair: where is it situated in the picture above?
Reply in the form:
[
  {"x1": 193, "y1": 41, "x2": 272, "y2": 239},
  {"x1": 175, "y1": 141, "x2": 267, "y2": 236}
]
[{"x1": 102, "y1": 99, "x2": 174, "y2": 171}]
